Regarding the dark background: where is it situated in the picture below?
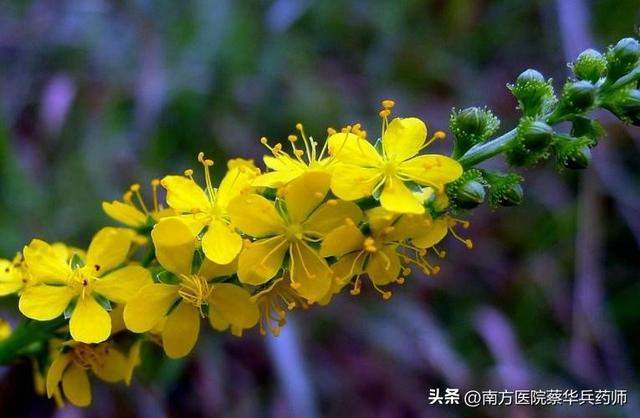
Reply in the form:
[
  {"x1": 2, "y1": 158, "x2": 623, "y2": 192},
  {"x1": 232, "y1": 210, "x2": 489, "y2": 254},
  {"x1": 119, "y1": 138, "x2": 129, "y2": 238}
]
[{"x1": 0, "y1": 0, "x2": 639, "y2": 417}]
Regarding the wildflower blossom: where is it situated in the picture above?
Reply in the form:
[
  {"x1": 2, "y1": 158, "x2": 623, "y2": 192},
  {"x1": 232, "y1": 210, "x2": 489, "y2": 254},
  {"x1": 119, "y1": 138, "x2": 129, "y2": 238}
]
[
  {"x1": 160, "y1": 153, "x2": 258, "y2": 264},
  {"x1": 102, "y1": 180, "x2": 174, "y2": 229},
  {"x1": 123, "y1": 217, "x2": 259, "y2": 358},
  {"x1": 228, "y1": 171, "x2": 363, "y2": 302},
  {"x1": 19, "y1": 228, "x2": 152, "y2": 343},
  {"x1": 251, "y1": 274, "x2": 308, "y2": 336},
  {"x1": 328, "y1": 101, "x2": 463, "y2": 214}
]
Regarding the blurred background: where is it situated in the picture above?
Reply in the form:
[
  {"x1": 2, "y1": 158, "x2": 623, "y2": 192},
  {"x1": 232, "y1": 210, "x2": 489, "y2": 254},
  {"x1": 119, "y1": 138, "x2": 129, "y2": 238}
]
[{"x1": 0, "y1": 0, "x2": 639, "y2": 417}]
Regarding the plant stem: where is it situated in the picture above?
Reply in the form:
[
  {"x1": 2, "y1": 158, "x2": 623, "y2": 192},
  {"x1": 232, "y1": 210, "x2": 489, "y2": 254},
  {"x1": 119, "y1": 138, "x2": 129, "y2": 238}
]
[
  {"x1": 0, "y1": 317, "x2": 66, "y2": 365},
  {"x1": 457, "y1": 128, "x2": 518, "y2": 168}
]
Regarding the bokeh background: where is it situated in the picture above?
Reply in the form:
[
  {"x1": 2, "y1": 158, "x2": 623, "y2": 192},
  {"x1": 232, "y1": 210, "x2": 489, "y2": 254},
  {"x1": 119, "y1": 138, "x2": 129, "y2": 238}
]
[{"x1": 0, "y1": 0, "x2": 639, "y2": 417}]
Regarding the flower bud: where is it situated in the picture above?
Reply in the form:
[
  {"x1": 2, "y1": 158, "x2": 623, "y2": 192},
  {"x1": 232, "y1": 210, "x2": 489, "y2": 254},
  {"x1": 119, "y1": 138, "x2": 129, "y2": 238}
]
[
  {"x1": 449, "y1": 107, "x2": 500, "y2": 157},
  {"x1": 606, "y1": 37, "x2": 640, "y2": 82},
  {"x1": 508, "y1": 69, "x2": 556, "y2": 117},
  {"x1": 496, "y1": 183, "x2": 523, "y2": 207},
  {"x1": 482, "y1": 171, "x2": 524, "y2": 208},
  {"x1": 571, "y1": 49, "x2": 607, "y2": 82},
  {"x1": 521, "y1": 120, "x2": 553, "y2": 152},
  {"x1": 551, "y1": 81, "x2": 596, "y2": 121},
  {"x1": 603, "y1": 89, "x2": 640, "y2": 126},
  {"x1": 506, "y1": 119, "x2": 553, "y2": 166},
  {"x1": 555, "y1": 136, "x2": 592, "y2": 169},
  {"x1": 446, "y1": 169, "x2": 486, "y2": 209}
]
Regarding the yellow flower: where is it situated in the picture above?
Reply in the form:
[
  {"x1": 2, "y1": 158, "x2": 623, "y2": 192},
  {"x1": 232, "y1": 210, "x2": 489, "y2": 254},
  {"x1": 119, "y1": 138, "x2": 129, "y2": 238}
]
[
  {"x1": 251, "y1": 274, "x2": 308, "y2": 336},
  {"x1": 19, "y1": 228, "x2": 152, "y2": 344},
  {"x1": 253, "y1": 123, "x2": 349, "y2": 188},
  {"x1": 328, "y1": 109, "x2": 463, "y2": 214},
  {"x1": 228, "y1": 171, "x2": 363, "y2": 302},
  {"x1": 102, "y1": 180, "x2": 174, "y2": 229},
  {"x1": 0, "y1": 318, "x2": 11, "y2": 340},
  {"x1": 123, "y1": 218, "x2": 259, "y2": 358},
  {"x1": 160, "y1": 153, "x2": 257, "y2": 265},
  {"x1": 45, "y1": 340, "x2": 140, "y2": 407}
]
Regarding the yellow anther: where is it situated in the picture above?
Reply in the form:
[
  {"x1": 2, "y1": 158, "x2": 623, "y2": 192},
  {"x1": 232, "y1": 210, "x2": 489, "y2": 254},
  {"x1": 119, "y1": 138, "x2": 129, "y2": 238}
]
[
  {"x1": 434, "y1": 131, "x2": 446, "y2": 140},
  {"x1": 151, "y1": 179, "x2": 160, "y2": 187},
  {"x1": 294, "y1": 149, "x2": 304, "y2": 157},
  {"x1": 379, "y1": 109, "x2": 391, "y2": 118},
  {"x1": 295, "y1": 123, "x2": 303, "y2": 131},
  {"x1": 273, "y1": 143, "x2": 283, "y2": 152},
  {"x1": 204, "y1": 159, "x2": 214, "y2": 167},
  {"x1": 288, "y1": 134, "x2": 298, "y2": 142},
  {"x1": 290, "y1": 282, "x2": 301, "y2": 290},
  {"x1": 396, "y1": 277, "x2": 405, "y2": 284},
  {"x1": 260, "y1": 136, "x2": 268, "y2": 144},
  {"x1": 197, "y1": 152, "x2": 205, "y2": 162},
  {"x1": 327, "y1": 127, "x2": 337, "y2": 135},
  {"x1": 382, "y1": 291, "x2": 392, "y2": 300},
  {"x1": 123, "y1": 191, "x2": 133, "y2": 202},
  {"x1": 358, "y1": 130, "x2": 367, "y2": 138},
  {"x1": 381, "y1": 99, "x2": 395, "y2": 109},
  {"x1": 130, "y1": 183, "x2": 141, "y2": 192},
  {"x1": 402, "y1": 268, "x2": 412, "y2": 276},
  {"x1": 184, "y1": 169, "x2": 194, "y2": 177},
  {"x1": 327, "y1": 199, "x2": 338, "y2": 206}
]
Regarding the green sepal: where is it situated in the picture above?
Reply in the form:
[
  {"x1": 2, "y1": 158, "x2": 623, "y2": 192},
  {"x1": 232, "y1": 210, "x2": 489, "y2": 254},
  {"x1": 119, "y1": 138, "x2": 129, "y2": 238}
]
[
  {"x1": 156, "y1": 270, "x2": 180, "y2": 285},
  {"x1": 69, "y1": 253, "x2": 85, "y2": 270},
  {"x1": 93, "y1": 294, "x2": 112, "y2": 312}
]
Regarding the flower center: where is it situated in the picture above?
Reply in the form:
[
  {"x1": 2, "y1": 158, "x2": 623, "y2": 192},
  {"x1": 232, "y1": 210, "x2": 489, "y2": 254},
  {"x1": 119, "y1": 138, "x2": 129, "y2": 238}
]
[
  {"x1": 178, "y1": 274, "x2": 212, "y2": 312},
  {"x1": 71, "y1": 343, "x2": 108, "y2": 369},
  {"x1": 284, "y1": 223, "x2": 304, "y2": 242},
  {"x1": 381, "y1": 160, "x2": 398, "y2": 177}
]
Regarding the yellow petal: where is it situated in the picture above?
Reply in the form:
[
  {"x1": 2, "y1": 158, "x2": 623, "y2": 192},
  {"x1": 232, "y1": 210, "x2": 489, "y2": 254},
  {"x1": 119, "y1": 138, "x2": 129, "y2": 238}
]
[
  {"x1": 61, "y1": 364, "x2": 91, "y2": 407},
  {"x1": 237, "y1": 236, "x2": 289, "y2": 285},
  {"x1": 216, "y1": 167, "x2": 255, "y2": 209},
  {"x1": 289, "y1": 241, "x2": 331, "y2": 303},
  {"x1": 381, "y1": 117, "x2": 427, "y2": 161},
  {"x1": 228, "y1": 194, "x2": 286, "y2": 237},
  {"x1": 330, "y1": 164, "x2": 382, "y2": 201},
  {"x1": 208, "y1": 283, "x2": 259, "y2": 334},
  {"x1": 151, "y1": 218, "x2": 197, "y2": 275},
  {"x1": 202, "y1": 220, "x2": 242, "y2": 265},
  {"x1": 123, "y1": 283, "x2": 178, "y2": 332},
  {"x1": 330, "y1": 252, "x2": 366, "y2": 282},
  {"x1": 92, "y1": 346, "x2": 128, "y2": 383},
  {"x1": 366, "y1": 246, "x2": 401, "y2": 285},
  {"x1": 23, "y1": 239, "x2": 72, "y2": 283},
  {"x1": 412, "y1": 218, "x2": 449, "y2": 248},
  {"x1": 86, "y1": 227, "x2": 133, "y2": 273},
  {"x1": 93, "y1": 265, "x2": 153, "y2": 304},
  {"x1": 102, "y1": 201, "x2": 147, "y2": 228},
  {"x1": 379, "y1": 177, "x2": 425, "y2": 214},
  {"x1": 161, "y1": 175, "x2": 211, "y2": 212},
  {"x1": 125, "y1": 340, "x2": 142, "y2": 385},
  {"x1": 327, "y1": 132, "x2": 382, "y2": 166},
  {"x1": 0, "y1": 259, "x2": 23, "y2": 295},
  {"x1": 198, "y1": 257, "x2": 237, "y2": 279},
  {"x1": 304, "y1": 200, "x2": 363, "y2": 237},
  {"x1": 319, "y1": 224, "x2": 364, "y2": 258},
  {"x1": 69, "y1": 295, "x2": 111, "y2": 343},
  {"x1": 162, "y1": 302, "x2": 200, "y2": 358},
  {"x1": 283, "y1": 171, "x2": 330, "y2": 223},
  {"x1": 46, "y1": 353, "x2": 72, "y2": 398},
  {"x1": 398, "y1": 155, "x2": 463, "y2": 187},
  {"x1": 19, "y1": 285, "x2": 76, "y2": 321},
  {"x1": 252, "y1": 155, "x2": 306, "y2": 187}
]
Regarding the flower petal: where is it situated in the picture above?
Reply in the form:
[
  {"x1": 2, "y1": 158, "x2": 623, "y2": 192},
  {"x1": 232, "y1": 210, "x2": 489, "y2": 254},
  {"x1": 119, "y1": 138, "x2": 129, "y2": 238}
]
[
  {"x1": 0, "y1": 259, "x2": 24, "y2": 296},
  {"x1": 202, "y1": 219, "x2": 242, "y2": 265},
  {"x1": 208, "y1": 283, "x2": 259, "y2": 335},
  {"x1": 198, "y1": 257, "x2": 237, "y2": 279},
  {"x1": 304, "y1": 200, "x2": 363, "y2": 237},
  {"x1": 330, "y1": 252, "x2": 366, "y2": 282},
  {"x1": 283, "y1": 171, "x2": 331, "y2": 223},
  {"x1": 412, "y1": 218, "x2": 449, "y2": 248},
  {"x1": 379, "y1": 177, "x2": 425, "y2": 214},
  {"x1": 398, "y1": 155, "x2": 463, "y2": 187},
  {"x1": 320, "y1": 224, "x2": 364, "y2": 258},
  {"x1": 23, "y1": 239, "x2": 72, "y2": 283},
  {"x1": 92, "y1": 346, "x2": 128, "y2": 383},
  {"x1": 252, "y1": 155, "x2": 306, "y2": 187},
  {"x1": 162, "y1": 302, "x2": 200, "y2": 358},
  {"x1": 237, "y1": 236, "x2": 289, "y2": 285},
  {"x1": 366, "y1": 246, "x2": 401, "y2": 285},
  {"x1": 290, "y1": 241, "x2": 332, "y2": 303},
  {"x1": 123, "y1": 283, "x2": 178, "y2": 333},
  {"x1": 46, "y1": 353, "x2": 72, "y2": 398},
  {"x1": 330, "y1": 164, "x2": 382, "y2": 201},
  {"x1": 151, "y1": 218, "x2": 197, "y2": 275},
  {"x1": 61, "y1": 364, "x2": 91, "y2": 407},
  {"x1": 86, "y1": 227, "x2": 134, "y2": 273},
  {"x1": 102, "y1": 201, "x2": 147, "y2": 228},
  {"x1": 216, "y1": 167, "x2": 255, "y2": 209},
  {"x1": 19, "y1": 285, "x2": 76, "y2": 321},
  {"x1": 161, "y1": 175, "x2": 211, "y2": 212},
  {"x1": 93, "y1": 265, "x2": 153, "y2": 304},
  {"x1": 382, "y1": 117, "x2": 427, "y2": 161},
  {"x1": 70, "y1": 295, "x2": 111, "y2": 343},
  {"x1": 327, "y1": 132, "x2": 382, "y2": 166},
  {"x1": 228, "y1": 194, "x2": 286, "y2": 238}
]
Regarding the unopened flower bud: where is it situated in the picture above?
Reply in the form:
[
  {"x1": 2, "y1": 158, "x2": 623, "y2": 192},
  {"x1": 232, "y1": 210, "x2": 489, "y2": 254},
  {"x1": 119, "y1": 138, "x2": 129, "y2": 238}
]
[
  {"x1": 551, "y1": 81, "x2": 596, "y2": 121},
  {"x1": 571, "y1": 49, "x2": 607, "y2": 82},
  {"x1": 497, "y1": 183, "x2": 523, "y2": 207},
  {"x1": 603, "y1": 89, "x2": 640, "y2": 126},
  {"x1": 521, "y1": 121, "x2": 553, "y2": 152},
  {"x1": 449, "y1": 107, "x2": 500, "y2": 157},
  {"x1": 555, "y1": 136, "x2": 592, "y2": 169},
  {"x1": 509, "y1": 69, "x2": 556, "y2": 117},
  {"x1": 482, "y1": 171, "x2": 524, "y2": 208},
  {"x1": 452, "y1": 180, "x2": 486, "y2": 209},
  {"x1": 606, "y1": 37, "x2": 640, "y2": 82}
]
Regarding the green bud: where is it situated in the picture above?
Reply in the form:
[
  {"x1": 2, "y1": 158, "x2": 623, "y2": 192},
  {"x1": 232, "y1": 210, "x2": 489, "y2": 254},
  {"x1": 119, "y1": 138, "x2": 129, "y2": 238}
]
[
  {"x1": 521, "y1": 120, "x2": 553, "y2": 151},
  {"x1": 482, "y1": 170, "x2": 524, "y2": 208},
  {"x1": 606, "y1": 37, "x2": 640, "y2": 82},
  {"x1": 571, "y1": 49, "x2": 607, "y2": 82},
  {"x1": 603, "y1": 89, "x2": 640, "y2": 126},
  {"x1": 550, "y1": 81, "x2": 596, "y2": 122},
  {"x1": 571, "y1": 116, "x2": 604, "y2": 142},
  {"x1": 554, "y1": 135, "x2": 592, "y2": 169},
  {"x1": 508, "y1": 69, "x2": 556, "y2": 117},
  {"x1": 449, "y1": 107, "x2": 500, "y2": 158},
  {"x1": 446, "y1": 168, "x2": 486, "y2": 209}
]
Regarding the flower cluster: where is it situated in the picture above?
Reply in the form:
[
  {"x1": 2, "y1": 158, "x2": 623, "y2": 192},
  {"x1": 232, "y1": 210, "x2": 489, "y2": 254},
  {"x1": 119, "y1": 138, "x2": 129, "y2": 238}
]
[{"x1": 0, "y1": 102, "x2": 470, "y2": 407}]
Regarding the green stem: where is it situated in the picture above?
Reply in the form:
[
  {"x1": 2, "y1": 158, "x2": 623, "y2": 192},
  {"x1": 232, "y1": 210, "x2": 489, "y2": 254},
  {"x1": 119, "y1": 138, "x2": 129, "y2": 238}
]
[
  {"x1": 457, "y1": 128, "x2": 518, "y2": 168},
  {"x1": 0, "y1": 317, "x2": 66, "y2": 365}
]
